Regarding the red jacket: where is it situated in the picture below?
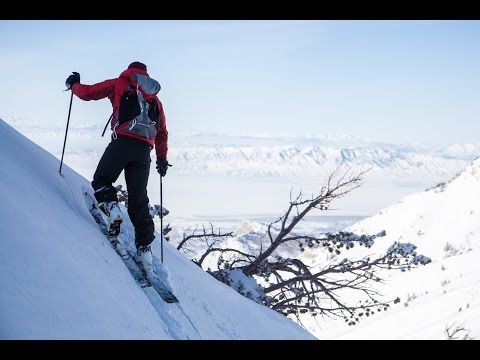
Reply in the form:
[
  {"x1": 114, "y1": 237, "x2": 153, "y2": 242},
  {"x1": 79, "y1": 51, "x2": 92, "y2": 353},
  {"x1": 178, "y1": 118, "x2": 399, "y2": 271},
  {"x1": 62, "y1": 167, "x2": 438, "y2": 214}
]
[{"x1": 71, "y1": 67, "x2": 168, "y2": 159}]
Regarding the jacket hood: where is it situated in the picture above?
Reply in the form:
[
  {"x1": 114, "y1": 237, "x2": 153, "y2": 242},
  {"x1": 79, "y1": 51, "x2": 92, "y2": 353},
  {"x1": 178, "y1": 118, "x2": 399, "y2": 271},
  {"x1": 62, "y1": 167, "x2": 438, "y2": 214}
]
[{"x1": 119, "y1": 67, "x2": 149, "y2": 80}]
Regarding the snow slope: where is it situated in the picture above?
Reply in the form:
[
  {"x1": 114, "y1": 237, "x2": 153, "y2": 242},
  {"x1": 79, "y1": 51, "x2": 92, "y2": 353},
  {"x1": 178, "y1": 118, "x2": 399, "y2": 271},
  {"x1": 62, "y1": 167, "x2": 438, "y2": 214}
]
[
  {"x1": 0, "y1": 119, "x2": 314, "y2": 340},
  {"x1": 312, "y1": 157, "x2": 480, "y2": 339}
]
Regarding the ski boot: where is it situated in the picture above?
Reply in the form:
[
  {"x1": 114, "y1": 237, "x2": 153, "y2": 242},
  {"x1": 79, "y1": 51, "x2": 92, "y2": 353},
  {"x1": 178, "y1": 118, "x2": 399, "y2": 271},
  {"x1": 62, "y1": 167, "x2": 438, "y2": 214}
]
[
  {"x1": 98, "y1": 201, "x2": 127, "y2": 258},
  {"x1": 134, "y1": 245, "x2": 154, "y2": 276}
]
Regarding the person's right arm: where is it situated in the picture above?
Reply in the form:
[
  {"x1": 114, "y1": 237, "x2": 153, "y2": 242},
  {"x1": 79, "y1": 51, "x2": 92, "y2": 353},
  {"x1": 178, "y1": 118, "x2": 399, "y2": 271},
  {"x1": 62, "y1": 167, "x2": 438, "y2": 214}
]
[{"x1": 71, "y1": 79, "x2": 117, "y2": 101}]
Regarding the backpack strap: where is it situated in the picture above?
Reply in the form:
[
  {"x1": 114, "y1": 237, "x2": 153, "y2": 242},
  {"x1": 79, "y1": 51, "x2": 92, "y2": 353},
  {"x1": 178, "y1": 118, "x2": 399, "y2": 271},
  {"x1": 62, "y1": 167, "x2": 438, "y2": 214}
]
[{"x1": 101, "y1": 110, "x2": 115, "y2": 137}]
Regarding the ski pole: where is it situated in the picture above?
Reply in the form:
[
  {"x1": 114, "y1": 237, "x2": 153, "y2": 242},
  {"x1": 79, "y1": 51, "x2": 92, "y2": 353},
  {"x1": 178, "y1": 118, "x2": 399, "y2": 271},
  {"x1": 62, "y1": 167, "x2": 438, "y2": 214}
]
[
  {"x1": 59, "y1": 90, "x2": 74, "y2": 175},
  {"x1": 160, "y1": 174, "x2": 164, "y2": 263},
  {"x1": 159, "y1": 162, "x2": 171, "y2": 263}
]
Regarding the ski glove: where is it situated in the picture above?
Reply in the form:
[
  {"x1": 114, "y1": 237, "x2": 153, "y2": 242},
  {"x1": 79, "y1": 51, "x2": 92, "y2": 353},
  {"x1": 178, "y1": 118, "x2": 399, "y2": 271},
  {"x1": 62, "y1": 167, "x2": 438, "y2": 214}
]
[
  {"x1": 65, "y1": 72, "x2": 80, "y2": 90},
  {"x1": 156, "y1": 158, "x2": 172, "y2": 177}
]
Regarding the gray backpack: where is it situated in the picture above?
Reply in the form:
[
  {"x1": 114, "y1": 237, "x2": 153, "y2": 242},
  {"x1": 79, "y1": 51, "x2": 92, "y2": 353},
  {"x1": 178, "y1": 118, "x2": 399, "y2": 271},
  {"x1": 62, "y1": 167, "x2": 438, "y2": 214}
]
[{"x1": 116, "y1": 73, "x2": 161, "y2": 140}]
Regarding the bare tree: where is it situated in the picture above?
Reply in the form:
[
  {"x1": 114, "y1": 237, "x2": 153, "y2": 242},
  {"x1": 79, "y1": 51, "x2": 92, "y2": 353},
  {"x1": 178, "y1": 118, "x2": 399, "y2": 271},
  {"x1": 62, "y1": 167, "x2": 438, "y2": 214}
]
[
  {"x1": 176, "y1": 223, "x2": 235, "y2": 267},
  {"x1": 176, "y1": 165, "x2": 432, "y2": 324},
  {"x1": 445, "y1": 322, "x2": 474, "y2": 340}
]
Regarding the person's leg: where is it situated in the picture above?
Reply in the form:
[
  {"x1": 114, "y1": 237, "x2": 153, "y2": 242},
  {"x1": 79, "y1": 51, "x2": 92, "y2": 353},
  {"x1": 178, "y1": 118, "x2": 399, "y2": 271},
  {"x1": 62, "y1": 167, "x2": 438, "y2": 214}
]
[
  {"x1": 124, "y1": 141, "x2": 155, "y2": 275},
  {"x1": 124, "y1": 143, "x2": 155, "y2": 249},
  {"x1": 92, "y1": 138, "x2": 128, "y2": 204}
]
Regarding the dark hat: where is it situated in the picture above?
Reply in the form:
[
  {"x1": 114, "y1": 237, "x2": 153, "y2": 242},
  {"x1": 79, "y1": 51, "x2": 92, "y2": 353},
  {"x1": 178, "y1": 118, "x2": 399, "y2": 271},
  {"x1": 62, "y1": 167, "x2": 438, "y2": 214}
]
[{"x1": 128, "y1": 61, "x2": 147, "y2": 71}]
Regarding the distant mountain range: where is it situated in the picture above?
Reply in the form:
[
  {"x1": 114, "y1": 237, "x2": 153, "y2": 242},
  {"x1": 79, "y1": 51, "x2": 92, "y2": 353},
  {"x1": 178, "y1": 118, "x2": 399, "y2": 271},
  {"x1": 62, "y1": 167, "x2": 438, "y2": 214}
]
[
  {"x1": 168, "y1": 137, "x2": 480, "y2": 178},
  {"x1": 3, "y1": 115, "x2": 479, "y2": 218},
  {"x1": 3, "y1": 115, "x2": 478, "y2": 180}
]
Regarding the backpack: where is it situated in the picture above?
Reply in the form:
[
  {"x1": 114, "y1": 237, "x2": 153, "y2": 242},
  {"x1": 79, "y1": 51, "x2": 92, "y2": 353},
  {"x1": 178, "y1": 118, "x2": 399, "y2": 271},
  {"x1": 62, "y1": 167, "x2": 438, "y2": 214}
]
[{"x1": 116, "y1": 73, "x2": 161, "y2": 140}]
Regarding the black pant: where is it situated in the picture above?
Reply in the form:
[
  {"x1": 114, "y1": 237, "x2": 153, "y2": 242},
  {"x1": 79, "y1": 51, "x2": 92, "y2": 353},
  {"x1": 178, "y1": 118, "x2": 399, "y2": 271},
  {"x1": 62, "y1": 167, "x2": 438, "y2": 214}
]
[{"x1": 92, "y1": 135, "x2": 155, "y2": 248}]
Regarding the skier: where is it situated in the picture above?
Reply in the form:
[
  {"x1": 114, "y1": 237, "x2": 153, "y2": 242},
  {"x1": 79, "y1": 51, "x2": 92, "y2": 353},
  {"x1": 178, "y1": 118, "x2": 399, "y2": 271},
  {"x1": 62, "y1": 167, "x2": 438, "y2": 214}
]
[{"x1": 65, "y1": 61, "x2": 171, "y2": 275}]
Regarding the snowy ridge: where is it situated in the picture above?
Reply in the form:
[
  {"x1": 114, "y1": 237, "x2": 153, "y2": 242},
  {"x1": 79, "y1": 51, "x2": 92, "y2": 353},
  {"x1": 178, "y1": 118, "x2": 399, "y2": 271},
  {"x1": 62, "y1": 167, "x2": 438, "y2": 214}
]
[
  {"x1": 348, "y1": 156, "x2": 480, "y2": 258},
  {"x1": 311, "y1": 156, "x2": 480, "y2": 339}
]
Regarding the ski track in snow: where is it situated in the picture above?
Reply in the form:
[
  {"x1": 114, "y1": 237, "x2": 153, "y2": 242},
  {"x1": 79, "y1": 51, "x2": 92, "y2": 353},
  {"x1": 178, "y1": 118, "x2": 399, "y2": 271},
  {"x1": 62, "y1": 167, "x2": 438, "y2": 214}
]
[{"x1": 83, "y1": 185, "x2": 208, "y2": 340}]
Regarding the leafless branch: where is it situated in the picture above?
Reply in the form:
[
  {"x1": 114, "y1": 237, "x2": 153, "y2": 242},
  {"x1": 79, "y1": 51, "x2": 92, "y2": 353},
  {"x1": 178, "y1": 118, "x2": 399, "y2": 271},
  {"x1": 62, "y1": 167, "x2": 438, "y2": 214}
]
[{"x1": 173, "y1": 164, "x2": 431, "y2": 324}]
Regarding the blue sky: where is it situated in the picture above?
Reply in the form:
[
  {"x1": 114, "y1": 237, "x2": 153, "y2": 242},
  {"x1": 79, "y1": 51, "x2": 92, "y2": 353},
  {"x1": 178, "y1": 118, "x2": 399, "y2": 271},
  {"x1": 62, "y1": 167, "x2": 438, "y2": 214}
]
[{"x1": 1, "y1": 20, "x2": 479, "y2": 145}]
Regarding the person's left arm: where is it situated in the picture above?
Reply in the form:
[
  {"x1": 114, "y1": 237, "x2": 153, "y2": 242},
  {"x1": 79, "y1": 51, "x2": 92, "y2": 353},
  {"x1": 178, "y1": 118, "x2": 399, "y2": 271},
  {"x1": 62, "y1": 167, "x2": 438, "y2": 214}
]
[{"x1": 154, "y1": 99, "x2": 168, "y2": 160}]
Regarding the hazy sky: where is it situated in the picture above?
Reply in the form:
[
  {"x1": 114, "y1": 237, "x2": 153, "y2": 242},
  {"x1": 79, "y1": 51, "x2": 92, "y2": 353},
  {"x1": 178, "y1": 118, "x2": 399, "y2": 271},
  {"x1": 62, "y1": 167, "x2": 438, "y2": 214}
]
[{"x1": 1, "y1": 20, "x2": 479, "y2": 145}]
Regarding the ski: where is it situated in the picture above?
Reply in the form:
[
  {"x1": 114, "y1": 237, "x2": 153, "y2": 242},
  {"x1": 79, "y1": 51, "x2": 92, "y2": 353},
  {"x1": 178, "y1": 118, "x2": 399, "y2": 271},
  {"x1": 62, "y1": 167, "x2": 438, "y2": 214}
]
[
  {"x1": 83, "y1": 190, "x2": 178, "y2": 303},
  {"x1": 116, "y1": 248, "x2": 150, "y2": 288},
  {"x1": 150, "y1": 277, "x2": 179, "y2": 303},
  {"x1": 129, "y1": 250, "x2": 179, "y2": 303}
]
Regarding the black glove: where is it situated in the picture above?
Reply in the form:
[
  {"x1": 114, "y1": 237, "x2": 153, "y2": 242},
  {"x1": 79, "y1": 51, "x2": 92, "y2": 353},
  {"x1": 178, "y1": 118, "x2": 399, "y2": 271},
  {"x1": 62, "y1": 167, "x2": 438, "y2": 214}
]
[
  {"x1": 65, "y1": 72, "x2": 80, "y2": 90},
  {"x1": 156, "y1": 158, "x2": 172, "y2": 177}
]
